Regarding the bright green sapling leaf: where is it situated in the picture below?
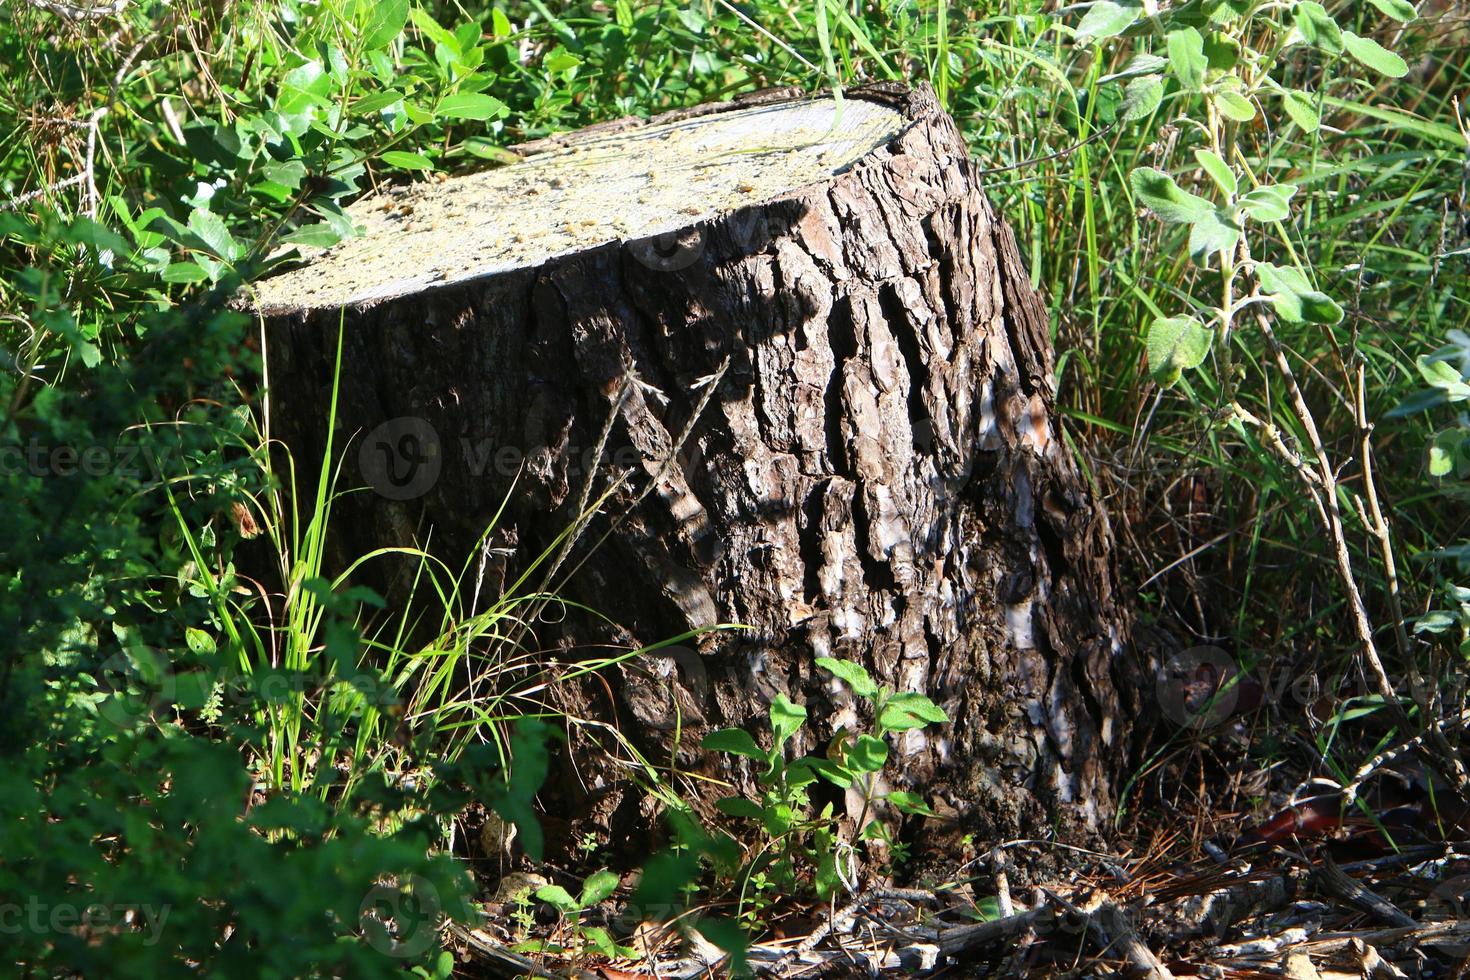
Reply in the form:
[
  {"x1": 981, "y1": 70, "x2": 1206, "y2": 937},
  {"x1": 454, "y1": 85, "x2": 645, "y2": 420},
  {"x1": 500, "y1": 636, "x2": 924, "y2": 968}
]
[
  {"x1": 187, "y1": 208, "x2": 242, "y2": 261},
  {"x1": 769, "y1": 693, "x2": 807, "y2": 749},
  {"x1": 534, "y1": 884, "x2": 579, "y2": 913},
  {"x1": 379, "y1": 150, "x2": 436, "y2": 170},
  {"x1": 715, "y1": 796, "x2": 764, "y2": 819},
  {"x1": 409, "y1": 7, "x2": 462, "y2": 58},
  {"x1": 816, "y1": 657, "x2": 878, "y2": 698},
  {"x1": 877, "y1": 692, "x2": 949, "y2": 732},
  {"x1": 702, "y1": 728, "x2": 764, "y2": 759},
  {"x1": 277, "y1": 60, "x2": 333, "y2": 116},
  {"x1": 884, "y1": 790, "x2": 937, "y2": 817},
  {"x1": 354, "y1": 89, "x2": 407, "y2": 114},
  {"x1": 761, "y1": 803, "x2": 796, "y2": 836},
  {"x1": 1147, "y1": 315, "x2": 1212, "y2": 387},
  {"x1": 357, "y1": 0, "x2": 410, "y2": 50},
  {"x1": 848, "y1": 735, "x2": 888, "y2": 773},
  {"x1": 280, "y1": 223, "x2": 344, "y2": 249},
  {"x1": 438, "y1": 93, "x2": 509, "y2": 120},
  {"x1": 162, "y1": 262, "x2": 209, "y2": 284},
  {"x1": 579, "y1": 870, "x2": 619, "y2": 907}
]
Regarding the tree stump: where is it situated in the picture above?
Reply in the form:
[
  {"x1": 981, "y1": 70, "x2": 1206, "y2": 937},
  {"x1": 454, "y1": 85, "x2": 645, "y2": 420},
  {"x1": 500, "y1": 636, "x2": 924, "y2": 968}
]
[{"x1": 251, "y1": 84, "x2": 1142, "y2": 862}]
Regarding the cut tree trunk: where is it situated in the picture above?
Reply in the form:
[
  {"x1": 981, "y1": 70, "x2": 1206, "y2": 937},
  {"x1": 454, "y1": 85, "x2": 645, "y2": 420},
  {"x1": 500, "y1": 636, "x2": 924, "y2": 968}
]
[{"x1": 251, "y1": 84, "x2": 1143, "y2": 867}]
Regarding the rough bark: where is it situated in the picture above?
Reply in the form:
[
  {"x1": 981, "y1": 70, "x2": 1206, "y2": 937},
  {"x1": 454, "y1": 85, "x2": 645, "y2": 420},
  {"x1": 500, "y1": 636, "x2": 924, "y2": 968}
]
[{"x1": 254, "y1": 84, "x2": 1142, "y2": 867}]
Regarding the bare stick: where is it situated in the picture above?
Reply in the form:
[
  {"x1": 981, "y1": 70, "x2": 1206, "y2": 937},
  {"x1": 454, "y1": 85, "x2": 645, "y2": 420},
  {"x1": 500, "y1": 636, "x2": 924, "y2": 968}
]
[
  {"x1": 1093, "y1": 904, "x2": 1176, "y2": 980},
  {"x1": 1251, "y1": 311, "x2": 1416, "y2": 740},
  {"x1": 1314, "y1": 853, "x2": 1418, "y2": 929}
]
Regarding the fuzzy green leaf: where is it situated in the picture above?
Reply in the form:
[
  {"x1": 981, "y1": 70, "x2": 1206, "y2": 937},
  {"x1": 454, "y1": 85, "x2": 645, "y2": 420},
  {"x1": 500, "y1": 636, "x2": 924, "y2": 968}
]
[
  {"x1": 1147, "y1": 315, "x2": 1213, "y2": 387},
  {"x1": 1076, "y1": 1, "x2": 1142, "y2": 42},
  {"x1": 1121, "y1": 75, "x2": 1164, "y2": 121},
  {"x1": 1214, "y1": 90, "x2": 1256, "y2": 121},
  {"x1": 1343, "y1": 32, "x2": 1409, "y2": 77},
  {"x1": 1294, "y1": 2, "x2": 1343, "y2": 53},
  {"x1": 1194, "y1": 149, "x2": 1236, "y2": 196},
  {"x1": 1418, "y1": 356, "x2": 1467, "y2": 390},
  {"x1": 1240, "y1": 184, "x2": 1297, "y2": 222},
  {"x1": 1129, "y1": 167, "x2": 1212, "y2": 224},
  {"x1": 1203, "y1": 32, "x2": 1240, "y2": 70},
  {"x1": 1187, "y1": 207, "x2": 1241, "y2": 259},
  {"x1": 1167, "y1": 28, "x2": 1207, "y2": 90},
  {"x1": 1282, "y1": 89, "x2": 1321, "y2": 132},
  {"x1": 1256, "y1": 262, "x2": 1344, "y2": 324},
  {"x1": 1364, "y1": 0, "x2": 1416, "y2": 21}
]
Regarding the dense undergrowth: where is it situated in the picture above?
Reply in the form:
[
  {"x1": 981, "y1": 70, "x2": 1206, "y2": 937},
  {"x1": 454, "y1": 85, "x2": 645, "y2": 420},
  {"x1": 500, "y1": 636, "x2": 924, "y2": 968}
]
[{"x1": 1, "y1": 0, "x2": 1467, "y2": 974}]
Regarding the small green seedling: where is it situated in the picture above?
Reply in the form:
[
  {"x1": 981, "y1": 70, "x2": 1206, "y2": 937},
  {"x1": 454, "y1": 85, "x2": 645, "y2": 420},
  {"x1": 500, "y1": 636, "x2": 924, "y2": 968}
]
[
  {"x1": 517, "y1": 870, "x2": 636, "y2": 960},
  {"x1": 701, "y1": 658, "x2": 949, "y2": 905}
]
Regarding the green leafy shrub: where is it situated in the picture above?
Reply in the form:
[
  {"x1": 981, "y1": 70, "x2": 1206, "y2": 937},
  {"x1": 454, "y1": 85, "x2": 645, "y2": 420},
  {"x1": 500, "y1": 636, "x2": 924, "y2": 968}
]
[{"x1": 702, "y1": 658, "x2": 948, "y2": 910}]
